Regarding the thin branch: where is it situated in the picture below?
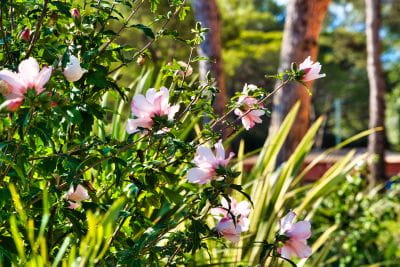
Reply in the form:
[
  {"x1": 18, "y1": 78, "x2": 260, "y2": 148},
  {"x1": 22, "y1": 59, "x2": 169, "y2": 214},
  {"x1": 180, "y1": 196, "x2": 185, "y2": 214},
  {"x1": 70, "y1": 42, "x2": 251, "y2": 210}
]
[
  {"x1": 10, "y1": 0, "x2": 15, "y2": 35},
  {"x1": 0, "y1": 8, "x2": 11, "y2": 63},
  {"x1": 71, "y1": 134, "x2": 147, "y2": 179},
  {"x1": 179, "y1": 47, "x2": 194, "y2": 87},
  {"x1": 25, "y1": 0, "x2": 49, "y2": 58},
  {"x1": 209, "y1": 79, "x2": 290, "y2": 129},
  {"x1": 109, "y1": 2, "x2": 186, "y2": 75},
  {"x1": 232, "y1": 79, "x2": 291, "y2": 125},
  {"x1": 98, "y1": 0, "x2": 145, "y2": 55},
  {"x1": 1, "y1": 108, "x2": 36, "y2": 180}
]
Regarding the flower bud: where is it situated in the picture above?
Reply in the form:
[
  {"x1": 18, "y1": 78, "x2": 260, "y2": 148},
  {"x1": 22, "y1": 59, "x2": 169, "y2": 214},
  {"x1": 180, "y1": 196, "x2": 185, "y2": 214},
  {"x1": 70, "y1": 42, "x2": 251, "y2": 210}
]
[
  {"x1": 137, "y1": 55, "x2": 146, "y2": 66},
  {"x1": 177, "y1": 61, "x2": 193, "y2": 77},
  {"x1": 20, "y1": 28, "x2": 31, "y2": 42},
  {"x1": 71, "y1": 8, "x2": 81, "y2": 19},
  {"x1": 63, "y1": 55, "x2": 87, "y2": 82}
]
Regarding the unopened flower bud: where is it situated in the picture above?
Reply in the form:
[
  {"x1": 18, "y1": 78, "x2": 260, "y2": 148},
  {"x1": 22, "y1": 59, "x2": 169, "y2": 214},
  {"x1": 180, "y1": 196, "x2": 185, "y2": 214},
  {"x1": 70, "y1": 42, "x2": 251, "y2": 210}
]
[
  {"x1": 137, "y1": 55, "x2": 146, "y2": 66},
  {"x1": 63, "y1": 55, "x2": 87, "y2": 82},
  {"x1": 176, "y1": 61, "x2": 193, "y2": 77},
  {"x1": 20, "y1": 28, "x2": 31, "y2": 42},
  {"x1": 71, "y1": 8, "x2": 81, "y2": 19}
]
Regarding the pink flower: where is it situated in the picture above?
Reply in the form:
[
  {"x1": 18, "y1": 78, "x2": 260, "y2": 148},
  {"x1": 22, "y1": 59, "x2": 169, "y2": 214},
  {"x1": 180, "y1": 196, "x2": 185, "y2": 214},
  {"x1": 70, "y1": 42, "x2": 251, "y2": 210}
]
[
  {"x1": 278, "y1": 211, "x2": 312, "y2": 259},
  {"x1": 212, "y1": 197, "x2": 251, "y2": 243},
  {"x1": 65, "y1": 184, "x2": 90, "y2": 209},
  {"x1": 20, "y1": 28, "x2": 31, "y2": 42},
  {"x1": 211, "y1": 197, "x2": 251, "y2": 231},
  {"x1": 234, "y1": 95, "x2": 265, "y2": 130},
  {"x1": 215, "y1": 217, "x2": 243, "y2": 243},
  {"x1": 187, "y1": 140, "x2": 234, "y2": 184},
  {"x1": 298, "y1": 56, "x2": 326, "y2": 82},
  {"x1": 126, "y1": 87, "x2": 179, "y2": 134},
  {"x1": 0, "y1": 57, "x2": 52, "y2": 111},
  {"x1": 67, "y1": 201, "x2": 81, "y2": 210}
]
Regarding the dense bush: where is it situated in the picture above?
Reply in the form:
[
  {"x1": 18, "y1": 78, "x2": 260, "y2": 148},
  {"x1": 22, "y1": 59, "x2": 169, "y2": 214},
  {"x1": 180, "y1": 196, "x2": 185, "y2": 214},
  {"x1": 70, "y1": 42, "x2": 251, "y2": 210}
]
[{"x1": 312, "y1": 170, "x2": 400, "y2": 266}]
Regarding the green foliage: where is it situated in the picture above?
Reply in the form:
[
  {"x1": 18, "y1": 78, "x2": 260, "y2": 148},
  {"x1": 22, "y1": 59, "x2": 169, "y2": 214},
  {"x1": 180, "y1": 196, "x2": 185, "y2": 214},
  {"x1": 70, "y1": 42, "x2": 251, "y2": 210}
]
[{"x1": 310, "y1": 173, "x2": 400, "y2": 266}]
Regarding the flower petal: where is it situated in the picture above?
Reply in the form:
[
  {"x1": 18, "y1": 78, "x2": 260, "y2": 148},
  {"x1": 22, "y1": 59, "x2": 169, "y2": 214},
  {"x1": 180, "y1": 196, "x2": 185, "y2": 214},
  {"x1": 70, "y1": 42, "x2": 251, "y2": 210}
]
[
  {"x1": 18, "y1": 57, "x2": 40, "y2": 87},
  {"x1": 67, "y1": 201, "x2": 81, "y2": 210},
  {"x1": 132, "y1": 94, "x2": 153, "y2": 116},
  {"x1": 280, "y1": 211, "x2": 296, "y2": 234},
  {"x1": 290, "y1": 239, "x2": 312, "y2": 258},
  {"x1": 126, "y1": 118, "x2": 153, "y2": 134},
  {"x1": 288, "y1": 221, "x2": 311, "y2": 239},
  {"x1": 35, "y1": 66, "x2": 52, "y2": 93},
  {"x1": 214, "y1": 140, "x2": 225, "y2": 161},
  {"x1": 216, "y1": 218, "x2": 242, "y2": 243},
  {"x1": 196, "y1": 145, "x2": 217, "y2": 164},
  {"x1": 0, "y1": 70, "x2": 26, "y2": 93},
  {"x1": 187, "y1": 167, "x2": 212, "y2": 184},
  {"x1": 278, "y1": 245, "x2": 296, "y2": 259},
  {"x1": 0, "y1": 97, "x2": 24, "y2": 111}
]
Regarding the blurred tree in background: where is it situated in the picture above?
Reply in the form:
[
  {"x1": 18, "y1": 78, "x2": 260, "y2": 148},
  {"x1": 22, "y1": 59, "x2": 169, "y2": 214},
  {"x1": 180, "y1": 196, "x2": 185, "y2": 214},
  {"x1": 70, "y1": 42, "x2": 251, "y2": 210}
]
[{"x1": 104, "y1": 0, "x2": 400, "y2": 153}]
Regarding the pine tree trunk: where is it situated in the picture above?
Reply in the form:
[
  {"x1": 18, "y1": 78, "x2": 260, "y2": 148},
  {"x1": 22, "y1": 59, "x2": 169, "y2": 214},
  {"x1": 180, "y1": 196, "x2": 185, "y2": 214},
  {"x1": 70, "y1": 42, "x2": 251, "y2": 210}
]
[
  {"x1": 268, "y1": 0, "x2": 331, "y2": 165},
  {"x1": 192, "y1": 0, "x2": 227, "y2": 116},
  {"x1": 366, "y1": 0, "x2": 386, "y2": 185}
]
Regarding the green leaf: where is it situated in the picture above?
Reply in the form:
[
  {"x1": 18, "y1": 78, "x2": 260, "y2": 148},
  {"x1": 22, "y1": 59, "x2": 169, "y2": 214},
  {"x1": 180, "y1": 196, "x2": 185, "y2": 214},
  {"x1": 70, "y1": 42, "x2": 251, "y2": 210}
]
[
  {"x1": 162, "y1": 187, "x2": 183, "y2": 204},
  {"x1": 50, "y1": 1, "x2": 72, "y2": 16},
  {"x1": 66, "y1": 107, "x2": 83, "y2": 124},
  {"x1": 131, "y1": 24, "x2": 155, "y2": 39},
  {"x1": 149, "y1": 0, "x2": 160, "y2": 12}
]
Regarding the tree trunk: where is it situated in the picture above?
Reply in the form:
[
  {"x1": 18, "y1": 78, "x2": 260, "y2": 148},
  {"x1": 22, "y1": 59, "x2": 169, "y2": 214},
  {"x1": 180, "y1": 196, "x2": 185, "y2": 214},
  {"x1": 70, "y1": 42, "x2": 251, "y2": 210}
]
[
  {"x1": 268, "y1": 0, "x2": 331, "y2": 165},
  {"x1": 192, "y1": 0, "x2": 227, "y2": 116},
  {"x1": 366, "y1": 0, "x2": 386, "y2": 185}
]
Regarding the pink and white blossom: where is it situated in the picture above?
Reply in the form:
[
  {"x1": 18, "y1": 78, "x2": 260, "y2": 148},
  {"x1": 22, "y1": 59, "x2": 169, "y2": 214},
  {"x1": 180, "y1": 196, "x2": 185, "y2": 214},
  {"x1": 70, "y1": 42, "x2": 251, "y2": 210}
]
[
  {"x1": 211, "y1": 197, "x2": 251, "y2": 231},
  {"x1": 66, "y1": 184, "x2": 90, "y2": 209},
  {"x1": 0, "y1": 57, "x2": 52, "y2": 111},
  {"x1": 298, "y1": 56, "x2": 326, "y2": 82},
  {"x1": 215, "y1": 217, "x2": 243, "y2": 243},
  {"x1": 63, "y1": 55, "x2": 87, "y2": 82},
  {"x1": 212, "y1": 197, "x2": 251, "y2": 243},
  {"x1": 126, "y1": 87, "x2": 180, "y2": 134},
  {"x1": 187, "y1": 140, "x2": 234, "y2": 184},
  {"x1": 278, "y1": 211, "x2": 312, "y2": 259},
  {"x1": 234, "y1": 89, "x2": 265, "y2": 130}
]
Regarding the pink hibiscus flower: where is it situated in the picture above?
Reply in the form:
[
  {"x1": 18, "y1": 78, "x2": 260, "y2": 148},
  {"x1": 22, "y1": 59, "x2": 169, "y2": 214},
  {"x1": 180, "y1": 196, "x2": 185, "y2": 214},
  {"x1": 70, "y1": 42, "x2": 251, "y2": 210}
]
[
  {"x1": 278, "y1": 211, "x2": 312, "y2": 259},
  {"x1": 66, "y1": 184, "x2": 90, "y2": 209},
  {"x1": 212, "y1": 197, "x2": 251, "y2": 243},
  {"x1": 298, "y1": 56, "x2": 326, "y2": 82},
  {"x1": 126, "y1": 87, "x2": 180, "y2": 134},
  {"x1": 211, "y1": 196, "x2": 251, "y2": 231},
  {"x1": 187, "y1": 140, "x2": 234, "y2": 184},
  {"x1": 215, "y1": 217, "x2": 243, "y2": 243},
  {"x1": 234, "y1": 95, "x2": 265, "y2": 130},
  {"x1": 0, "y1": 57, "x2": 52, "y2": 111}
]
